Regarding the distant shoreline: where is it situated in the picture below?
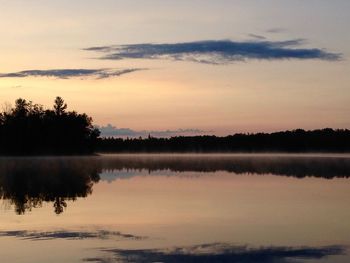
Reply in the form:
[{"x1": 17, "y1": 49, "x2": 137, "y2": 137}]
[
  {"x1": 97, "y1": 128, "x2": 350, "y2": 154},
  {"x1": 1, "y1": 153, "x2": 350, "y2": 158},
  {"x1": 97, "y1": 152, "x2": 350, "y2": 156}
]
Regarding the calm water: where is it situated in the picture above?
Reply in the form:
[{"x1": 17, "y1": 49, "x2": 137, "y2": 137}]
[{"x1": 0, "y1": 154, "x2": 350, "y2": 263}]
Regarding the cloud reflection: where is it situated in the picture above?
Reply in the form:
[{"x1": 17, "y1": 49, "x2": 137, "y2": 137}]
[
  {"x1": 0, "y1": 229, "x2": 145, "y2": 241},
  {"x1": 84, "y1": 243, "x2": 346, "y2": 263}
]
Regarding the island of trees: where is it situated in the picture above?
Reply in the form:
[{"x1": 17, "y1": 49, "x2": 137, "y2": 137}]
[
  {"x1": 0, "y1": 97, "x2": 100, "y2": 155},
  {"x1": 0, "y1": 97, "x2": 349, "y2": 154}
]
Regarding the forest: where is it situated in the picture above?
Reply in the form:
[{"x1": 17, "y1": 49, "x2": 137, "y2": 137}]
[
  {"x1": 0, "y1": 97, "x2": 100, "y2": 155},
  {"x1": 98, "y1": 128, "x2": 350, "y2": 153},
  {"x1": 0, "y1": 97, "x2": 349, "y2": 154}
]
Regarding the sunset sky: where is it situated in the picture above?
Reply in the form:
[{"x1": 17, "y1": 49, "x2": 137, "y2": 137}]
[{"x1": 0, "y1": 1, "x2": 349, "y2": 136}]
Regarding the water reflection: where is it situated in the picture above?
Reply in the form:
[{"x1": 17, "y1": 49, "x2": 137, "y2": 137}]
[
  {"x1": 85, "y1": 243, "x2": 346, "y2": 263},
  {"x1": 0, "y1": 157, "x2": 101, "y2": 214},
  {"x1": 0, "y1": 229, "x2": 145, "y2": 241},
  {"x1": 1, "y1": 155, "x2": 350, "y2": 215},
  {"x1": 100, "y1": 154, "x2": 350, "y2": 179},
  {"x1": 0, "y1": 155, "x2": 349, "y2": 263}
]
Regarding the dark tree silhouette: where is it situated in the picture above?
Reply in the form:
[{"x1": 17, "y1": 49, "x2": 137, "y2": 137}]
[
  {"x1": 0, "y1": 97, "x2": 100, "y2": 155},
  {"x1": 97, "y1": 128, "x2": 350, "y2": 153},
  {"x1": 53, "y1": 96, "x2": 67, "y2": 116}
]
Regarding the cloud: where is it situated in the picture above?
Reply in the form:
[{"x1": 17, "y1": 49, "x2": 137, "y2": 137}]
[
  {"x1": 0, "y1": 229, "x2": 146, "y2": 241},
  {"x1": 248, "y1": 34, "x2": 266, "y2": 40},
  {"x1": 0, "y1": 68, "x2": 145, "y2": 79},
  {"x1": 84, "y1": 243, "x2": 346, "y2": 263},
  {"x1": 96, "y1": 124, "x2": 206, "y2": 138},
  {"x1": 266, "y1": 27, "x2": 286, "y2": 34},
  {"x1": 84, "y1": 39, "x2": 342, "y2": 64}
]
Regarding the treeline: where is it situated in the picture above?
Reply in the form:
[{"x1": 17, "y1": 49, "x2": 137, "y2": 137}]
[
  {"x1": 0, "y1": 97, "x2": 100, "y2": 155},
  {"x1": 98, "y1": 128, "x2": 350, "y2": 153},
  {"x1": 1, "y1": 97, "x2": 349, "y2": 154}
]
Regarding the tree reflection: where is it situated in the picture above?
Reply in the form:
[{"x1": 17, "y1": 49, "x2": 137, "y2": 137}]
[
  {"x1": 0, "y1": 157, "x2": 101, "y2": 214},
  {"x1": 1, "y1": 155, "x2": 349, "y2": 215},
  {"x1": 100, "y1": 154, "x2": 350, "y2": 179}
]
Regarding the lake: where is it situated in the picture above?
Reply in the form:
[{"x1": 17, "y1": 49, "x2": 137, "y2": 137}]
[{"x1": 0, "y1": 154, "x2": 350, "y2": 263}]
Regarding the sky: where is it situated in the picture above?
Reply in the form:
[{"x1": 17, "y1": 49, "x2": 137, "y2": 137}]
[{"x1": 0, "y1": 0, "x2": 349, "y2": 136}]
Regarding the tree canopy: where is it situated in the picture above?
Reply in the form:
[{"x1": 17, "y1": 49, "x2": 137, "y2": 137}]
[{"x1": 0, "y1": 97, "x2": 100, "y2": 155}]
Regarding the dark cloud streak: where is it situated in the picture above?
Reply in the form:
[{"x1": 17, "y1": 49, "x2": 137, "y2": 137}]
[
  {"x1": 0, "y1": 68, "x2": 145, "y2": 79},
  {"x1": 85, "y1": 39, "x2": 342, "y2": 64},
  {"x1": 248, "y1": 34, "x2": 266, "y2": 40}
]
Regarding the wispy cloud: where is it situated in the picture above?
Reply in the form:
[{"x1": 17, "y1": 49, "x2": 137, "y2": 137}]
[
  {"x1": 0, "y1": 68, "x2": 145, "y2": 79},
  {"x1": 96, "y1": 124, "x2": 207, "y2": 137},
  {"x1": 84, "y1": 243, "x2": 346, "y2": 263},
  {"x1": 85, "y1": 39, "x2": 342, "y2": 64},
  {"x1": 96, "y1": 124, "x2": 206, "y2": 138},
  {"x1": 248, "y1": 34, "x2": 266, "y2": 40},
  {"x1": 266, "y1": 27, "x2": 287, "y2": 34}
]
